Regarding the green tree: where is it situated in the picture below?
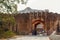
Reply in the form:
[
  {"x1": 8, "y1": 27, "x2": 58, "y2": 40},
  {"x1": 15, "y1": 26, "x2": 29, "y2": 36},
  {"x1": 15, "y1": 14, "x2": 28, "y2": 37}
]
[
  {"x1": 0, "y1": 13, "x2": 16, "y2": 38},
  {"x1": 0, "y1": 0, "x2": 28, "y2": 38},
  {"x1": 0, "y1": 0, "x2": 28, "y2": 13}
]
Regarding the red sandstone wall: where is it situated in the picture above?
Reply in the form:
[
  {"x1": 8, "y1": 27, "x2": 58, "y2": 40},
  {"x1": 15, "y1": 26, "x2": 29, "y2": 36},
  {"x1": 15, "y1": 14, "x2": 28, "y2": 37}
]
[{"x1": 14, "y1": 11, "x2": 59, "y2": 35}]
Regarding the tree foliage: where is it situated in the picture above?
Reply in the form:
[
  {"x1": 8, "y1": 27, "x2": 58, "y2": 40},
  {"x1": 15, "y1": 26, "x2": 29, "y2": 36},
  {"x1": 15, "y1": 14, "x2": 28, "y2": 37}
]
[
  {"x1": 0, "y1": 0, "x2": 28, "y2": 13},
  {"x1": 0, "y1": 13, "x2": 15, "y2": 30},
  {"x1": 0, "y1": 13, "x2": 16, "y2": 38},
  {"x1": 0, "y1": 0, "x2": 28, "y2": 38}
]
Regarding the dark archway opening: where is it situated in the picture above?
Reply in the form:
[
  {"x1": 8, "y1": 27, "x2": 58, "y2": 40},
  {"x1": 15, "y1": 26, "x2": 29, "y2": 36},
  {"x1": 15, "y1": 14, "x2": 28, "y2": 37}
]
[
  {"x1": 32, "y1": 23, "x2": 44, "y2": 35},
  {"x1": 56, "y1": 23, "x2": 60, "y2": 35},
  {"x1": 57, "y1": 23, "x2": 60, "y2": 32}
]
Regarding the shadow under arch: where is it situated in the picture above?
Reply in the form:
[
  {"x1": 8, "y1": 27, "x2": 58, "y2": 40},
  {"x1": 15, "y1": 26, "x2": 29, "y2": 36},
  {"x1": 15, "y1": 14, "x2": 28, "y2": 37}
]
[
  {"x1": 32, "y1": 19, "x2": 45, "y2": 35},
  {"x1": 56, "y1": 23, "x2": 60, "y2": 35}
]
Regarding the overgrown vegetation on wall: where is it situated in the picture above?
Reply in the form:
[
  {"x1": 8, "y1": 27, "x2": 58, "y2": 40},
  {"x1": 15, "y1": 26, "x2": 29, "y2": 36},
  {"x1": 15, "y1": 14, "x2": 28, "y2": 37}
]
[{"x1": 0, "y1": 13, "x2": 16, "y2": 38}]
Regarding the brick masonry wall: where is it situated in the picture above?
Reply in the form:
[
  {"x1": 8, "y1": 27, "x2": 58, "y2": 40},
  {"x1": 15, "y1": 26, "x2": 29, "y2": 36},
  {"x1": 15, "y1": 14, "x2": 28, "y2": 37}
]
[{"x1": 14, "y1": 11, "x2": 60, "y2": 35}]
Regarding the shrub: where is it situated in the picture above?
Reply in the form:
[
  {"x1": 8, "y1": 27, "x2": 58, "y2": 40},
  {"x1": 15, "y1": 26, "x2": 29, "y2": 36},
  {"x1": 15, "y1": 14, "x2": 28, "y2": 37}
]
[{"x1": 0, "y1": 30, "x2": 16, "y2": 38}]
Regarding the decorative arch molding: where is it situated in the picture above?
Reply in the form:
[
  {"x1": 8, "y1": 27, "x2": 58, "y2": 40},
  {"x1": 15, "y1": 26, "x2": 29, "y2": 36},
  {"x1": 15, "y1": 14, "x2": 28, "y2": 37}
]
[
  {"x1": 31, "y1": 19, "x2": 46, "y2": 35},
  {"x1": 32, "y1": 18, "x2": 45, "y2": 30},
  {"x1": 32, "y1": 18, "x2": 44, "y2": 25}
]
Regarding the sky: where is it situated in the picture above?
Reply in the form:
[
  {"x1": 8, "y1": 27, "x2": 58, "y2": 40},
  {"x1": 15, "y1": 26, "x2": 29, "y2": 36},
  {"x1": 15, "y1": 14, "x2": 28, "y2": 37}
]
[{"x1": 17, "y1": 0, "x2": 60, "y2": 13}]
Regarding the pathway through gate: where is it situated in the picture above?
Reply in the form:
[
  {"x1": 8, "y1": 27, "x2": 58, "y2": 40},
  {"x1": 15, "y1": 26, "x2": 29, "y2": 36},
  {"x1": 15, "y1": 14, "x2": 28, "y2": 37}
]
[{"x1": 9, "y1": 36, "x2": 50, "y2": 40}]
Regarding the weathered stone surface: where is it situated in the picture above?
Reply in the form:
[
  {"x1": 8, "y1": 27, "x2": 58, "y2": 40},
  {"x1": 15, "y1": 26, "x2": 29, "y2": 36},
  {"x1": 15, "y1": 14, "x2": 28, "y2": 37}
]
[
  {"x1": 14, "y1": 11, "x2": 60, "y2": 35},
  {"x1": 49, "y1": 31, "x2": 60, "y2": 40}
]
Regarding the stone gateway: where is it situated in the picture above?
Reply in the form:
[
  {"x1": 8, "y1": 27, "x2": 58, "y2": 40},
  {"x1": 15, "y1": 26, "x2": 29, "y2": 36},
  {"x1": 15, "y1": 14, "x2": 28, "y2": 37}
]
[{"x1": 11, "y1": 7, "x2": 60, "y2": 35}]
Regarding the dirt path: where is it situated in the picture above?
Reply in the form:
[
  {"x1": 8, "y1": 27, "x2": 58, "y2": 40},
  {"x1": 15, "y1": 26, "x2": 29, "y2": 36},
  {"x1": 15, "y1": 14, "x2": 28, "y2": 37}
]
[{"x1": 9, "y1": 36, "x2": 50, "y2": 40}]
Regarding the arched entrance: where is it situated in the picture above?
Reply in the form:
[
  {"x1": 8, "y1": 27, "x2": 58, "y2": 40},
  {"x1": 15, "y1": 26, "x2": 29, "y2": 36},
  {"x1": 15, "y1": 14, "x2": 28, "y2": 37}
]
[
  {"x1": 32, "y1": 19, "x2": 45, "y2": 35},
  {"x1": 56, "y1": 23, "x2": 60, "y2": 35},
  {"x1": 35, "y1": 23, "x2": 44, "y2": 35}
]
